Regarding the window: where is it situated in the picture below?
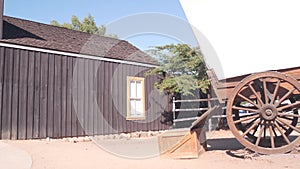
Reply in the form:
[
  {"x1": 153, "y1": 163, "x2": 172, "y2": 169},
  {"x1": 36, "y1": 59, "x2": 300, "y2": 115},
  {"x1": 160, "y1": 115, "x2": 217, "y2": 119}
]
[{"x1": 127, "y1": 76, "x2": 145, "y2": 120}]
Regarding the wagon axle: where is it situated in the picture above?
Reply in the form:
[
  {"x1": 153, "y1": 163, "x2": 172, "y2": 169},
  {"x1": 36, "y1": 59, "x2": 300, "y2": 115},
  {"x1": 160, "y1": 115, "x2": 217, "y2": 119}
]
[{"x1": 260, "y1": 105, "x2": 278, "y2": 121}]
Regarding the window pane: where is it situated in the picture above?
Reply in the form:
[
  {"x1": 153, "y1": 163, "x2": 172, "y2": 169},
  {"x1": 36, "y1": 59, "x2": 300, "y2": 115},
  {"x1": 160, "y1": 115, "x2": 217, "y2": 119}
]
[
  {"x1": 130, "y1": 81, "x2": 136, "y2": 98},
  {"x1": 136, "y1": 81, "x2": 142, "y2": 98},
  {"x1": 135, "y1": 100, "x2": 143, "y2": 116},
  {"x1": 130, "y1": 100, "x2": 136, "y2": 116}
]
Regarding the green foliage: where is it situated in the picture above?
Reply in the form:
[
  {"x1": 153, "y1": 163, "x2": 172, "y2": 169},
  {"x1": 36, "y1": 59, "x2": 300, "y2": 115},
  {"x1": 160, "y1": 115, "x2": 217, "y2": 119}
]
[
  {"x1": 50, "y1": 14, "x2": 117, "y2": 38},
  {"x1": 146, "y1": 44, "x2": 210, "y2": 96}
]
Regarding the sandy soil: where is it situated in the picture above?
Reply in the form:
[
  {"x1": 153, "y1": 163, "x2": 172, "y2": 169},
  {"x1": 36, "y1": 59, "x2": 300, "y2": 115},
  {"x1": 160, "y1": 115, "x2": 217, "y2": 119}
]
[{"x1": 3, "y1": 130, "x2": 300, "y2": 169}]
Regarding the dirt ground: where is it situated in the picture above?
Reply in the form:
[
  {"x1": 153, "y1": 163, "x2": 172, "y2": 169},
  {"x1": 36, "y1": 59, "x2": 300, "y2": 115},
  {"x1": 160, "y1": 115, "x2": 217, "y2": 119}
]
[{"x1": 3, "y1": 130, "x2": 300, "y2": 169}]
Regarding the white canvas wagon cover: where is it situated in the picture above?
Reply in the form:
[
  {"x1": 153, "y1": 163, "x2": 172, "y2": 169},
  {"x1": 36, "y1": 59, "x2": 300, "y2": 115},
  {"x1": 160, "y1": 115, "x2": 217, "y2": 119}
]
[{"x1": 180, "y1": 0, "x2": 300, "y2": 79}]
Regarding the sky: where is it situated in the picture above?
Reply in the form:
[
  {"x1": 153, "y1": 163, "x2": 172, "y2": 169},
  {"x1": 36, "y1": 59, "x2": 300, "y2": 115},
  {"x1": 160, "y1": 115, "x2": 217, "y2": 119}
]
[{"x1": 4, "y1": 0, "x2": 196, "y2": 50}]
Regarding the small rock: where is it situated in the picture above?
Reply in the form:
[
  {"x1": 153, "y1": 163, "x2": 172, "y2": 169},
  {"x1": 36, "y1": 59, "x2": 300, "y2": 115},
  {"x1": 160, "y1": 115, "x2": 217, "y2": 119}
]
[
  {"x1": 114, "y1": 134, "x2": 120, "y2": 139},
  {"x1": 77, "y1": 137, "x2": 85, "y2": 142},
  {"x1": 84, "y1": 136, "x2": 91, "y2": 142},
  {"x1": 69, "y1": 138, "x2": 78, "y2": 143},
  {"x1": 140, "y1": 132, "x2": 148, "y2": 138},
  {"x1": 126, "y1": 133, "x2": 131, "y2": 139},
  {"x1": 147, "y1": 131, "x2": 153, "y2": 137},
  {"x1": 119, "y1": 133, "x2": 128, "y2": 139},
  {"x1": 62, "y1": 138, "x2": 69, "y2": 142},
  {"x1": 108, "y1": 134, "x2": 115, "y2": 139},
  {"x1": 131, "y1": 132, "x2": 140, "y2": 138}
]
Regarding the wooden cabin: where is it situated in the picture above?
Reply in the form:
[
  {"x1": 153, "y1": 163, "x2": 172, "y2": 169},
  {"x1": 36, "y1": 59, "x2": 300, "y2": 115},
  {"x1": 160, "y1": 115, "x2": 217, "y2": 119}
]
[{"x1": 0, "y1": 4, "x2": 171, "y2": 140}]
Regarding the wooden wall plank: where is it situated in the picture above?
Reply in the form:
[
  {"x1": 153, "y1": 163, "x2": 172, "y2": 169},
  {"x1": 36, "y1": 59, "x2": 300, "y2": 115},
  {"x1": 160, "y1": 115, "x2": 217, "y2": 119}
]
[
  {"x1": 121, "y1": 64, "x2": 127, "y2": 133},
  {"x1": 145, "y1": 72, "x2": 151, "y2": 131},
  {"x1": 77, "y1": 59, "x2": 85, "y2": 136},
  {"x1": 1, "y1": 48, "x2": 13, "y2": 139},
  {"x1": 11, "y1": 49, "x2": 20, "y2": 140},
  {"x1": 97, "y1": 61, "x2": 104, "y2": 135},
  {"x1": 67, "y1": 57, "x2": 76, "y2": 136},
  {"x1": 102, "y1": 62, "x2": 109, "y2": 134},
  {"x1": 18, "y1": 50, "x2": 29, "y2": 139},
  {"x1": 0, "y1": 47, "x2": 4, "y2": 138},
  {"x1": 83, "y1": 59, "x2": 89, "y2": 134},
  {"x1": 113, "y1": 64, "x2": 126, "y2": 133},
  {"x1": 26, "y1": 51, "x2": 35, "y2": 139},
  {"x1": 92, "y1": 61, "x2": 99, "y2": 135},
  {"x1": 39, "y1": 53, "x2": 48, "y2": 138},
  {"x1": 112, "y1": 63, "x2": 120, "y2": 133},
  {"x1": 47, "y1": 54, "x2": 54, "y2": 137},
  {"x1": 92, "y1": 61, "x2": 98, "y2": 135},
  {"x1": 125, "y1": 64, "x2": 131, "y2": 133},
  {"x1": 53, "y1": 55, "x2": 62, "y2": 138},
  {"x1": 61, "y1": 56, "x2": 67, "y2": 137},
  {"x1": 108, "y1": 62, "x2": 113, "y2": 134},
  {"x1": 33, "y1": 52, "x2": 41, "y2": 138},
  {"x1": 88, "y1": 60, "x2": 94, "y2": 135}
]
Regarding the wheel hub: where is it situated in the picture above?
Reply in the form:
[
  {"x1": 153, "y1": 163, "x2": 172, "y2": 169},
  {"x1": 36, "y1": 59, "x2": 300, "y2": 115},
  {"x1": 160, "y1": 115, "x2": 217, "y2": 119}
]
[{"x1": 260, "y1": 104, "x2": 278, "y2": 121}]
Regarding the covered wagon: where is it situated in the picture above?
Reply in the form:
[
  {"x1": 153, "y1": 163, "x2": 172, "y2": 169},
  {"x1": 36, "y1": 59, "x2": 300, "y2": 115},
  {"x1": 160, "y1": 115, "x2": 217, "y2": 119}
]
[{"x1": 178, "y1": 0, "x2": 300, "y2": 154}]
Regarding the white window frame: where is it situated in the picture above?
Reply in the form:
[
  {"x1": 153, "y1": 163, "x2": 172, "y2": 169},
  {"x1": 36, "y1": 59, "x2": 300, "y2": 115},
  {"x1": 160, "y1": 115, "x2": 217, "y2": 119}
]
[{"x1": 127, "y1": 76, "x2": 145, "y2": 120}]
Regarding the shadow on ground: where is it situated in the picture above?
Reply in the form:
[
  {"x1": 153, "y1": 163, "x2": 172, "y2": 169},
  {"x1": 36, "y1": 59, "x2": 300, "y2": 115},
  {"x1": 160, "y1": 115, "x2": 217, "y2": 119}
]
[
  {"x1": 206, "y1": 138, "x2": 251, "y2": 159},
  {"x1": 207, "y1": 138, "x2": 244, "y2": 151}
]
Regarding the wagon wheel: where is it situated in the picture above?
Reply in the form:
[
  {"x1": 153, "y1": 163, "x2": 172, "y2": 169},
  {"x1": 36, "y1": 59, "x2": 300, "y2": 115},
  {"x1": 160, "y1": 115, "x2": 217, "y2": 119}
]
[{"x1": 227, "y1": 71, "x2": 300, "y2": 154}]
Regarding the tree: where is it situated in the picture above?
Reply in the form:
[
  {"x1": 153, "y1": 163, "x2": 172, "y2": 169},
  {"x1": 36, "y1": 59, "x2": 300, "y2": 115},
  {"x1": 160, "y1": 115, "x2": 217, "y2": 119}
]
[
  {"x1": 50, "y1": 14, "x2": 116, "y2": 37},
  {"x1": 146, "y1": 44, "x2": 210, "y2": 96}
]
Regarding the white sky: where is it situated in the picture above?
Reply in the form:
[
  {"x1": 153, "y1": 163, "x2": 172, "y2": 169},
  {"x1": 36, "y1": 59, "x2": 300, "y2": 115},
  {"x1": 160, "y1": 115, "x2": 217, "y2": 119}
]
[{"x1": 180, "y1": 0, "x2": 300, "y2": 79}]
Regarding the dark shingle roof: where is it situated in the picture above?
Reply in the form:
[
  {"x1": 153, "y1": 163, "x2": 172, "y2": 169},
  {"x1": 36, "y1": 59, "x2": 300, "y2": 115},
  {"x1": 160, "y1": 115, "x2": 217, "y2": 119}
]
[{"x1": 1, "y1": 16, "x2": 157, "y2": 65}]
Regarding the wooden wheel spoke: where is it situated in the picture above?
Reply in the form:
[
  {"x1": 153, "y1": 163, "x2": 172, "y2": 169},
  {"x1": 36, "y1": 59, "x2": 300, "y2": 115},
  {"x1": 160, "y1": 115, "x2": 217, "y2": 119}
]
[
  {"x1": 249, "y1": 82, "x2": 264, "y2": 106},
  {"x1": 279, "y1": 116, "x2": 294, "y2": 121},
  {"x1": 242, "y1": 119, "x2": 261, "y2": 137},
  {"x1": 277, "y1": 101, "x2": 300, "y2": 111},
  {"x1": 237, "y1": 93, "x2": 260, "y2": 108},
  {"x1": 276, "y1": 118, "x2": 300, "y2": 134},
  {"x1": 274, "y1": 121, "x2": 291, "y2": 144},
  {"x1": 233, "y1": 114, "x2": 260, "y2": 124},
  {"x1": 252, "y1": 123, "x2": 260, "y2": 136},
  {"x1": 232, "y1": 106, "x2": 259, "y2": 113},
  {"x1": 264, "y1": 124, "x2": 267, "y2": 139},
  {"x1": 269, "y1": 125, "x2": 275, "y2": 148},
  {"x1": 278, "y1": 112, "x2": 300, "y2": 118},
  {"x1": 255, "y1": 124, "x2": 265, "y2": 146},
  {"x1": 263, "y1": 79, "x2": 270, "y2": 104},
  {"x1": 272, "y1": 126, "x2": 278, "y2": 137},
  {"x1": 276, "y1": 120, "x2": 288, "y2": 132},
  {"x1": 275, "y1": 88, "x2": 295, "y2": 107},
  {"x1": 244, "y1": 117, "x2": 260, "y2": 128},
  {"x1": 271, "y1": 80, "x2": 281, "y2": 104}
]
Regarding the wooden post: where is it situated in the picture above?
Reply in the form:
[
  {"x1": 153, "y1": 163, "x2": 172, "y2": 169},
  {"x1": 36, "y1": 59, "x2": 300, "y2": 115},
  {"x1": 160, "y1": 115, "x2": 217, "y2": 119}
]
[
  {"x1": 207, "y1": 93, "x2": 212, "y2": 131},
  {"x1": 172, "y1": 96, "x2": 176, "y2": 127}
]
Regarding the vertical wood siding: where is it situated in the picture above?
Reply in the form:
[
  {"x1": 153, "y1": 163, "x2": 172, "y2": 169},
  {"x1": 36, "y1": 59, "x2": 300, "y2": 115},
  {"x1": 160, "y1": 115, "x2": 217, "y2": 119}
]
[{"x1": 0, "y1": 46, "x2": 170, "y2": 139}]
